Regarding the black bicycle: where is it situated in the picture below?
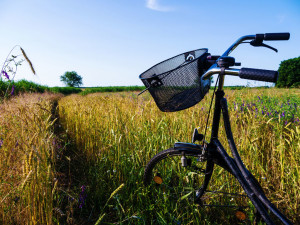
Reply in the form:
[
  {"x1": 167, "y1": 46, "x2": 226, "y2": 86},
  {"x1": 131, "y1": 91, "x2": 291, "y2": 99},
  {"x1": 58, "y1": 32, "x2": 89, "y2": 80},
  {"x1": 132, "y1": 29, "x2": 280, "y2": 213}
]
[{"x1": 139, "y1": 33, "x2": 293, "y2": 224}]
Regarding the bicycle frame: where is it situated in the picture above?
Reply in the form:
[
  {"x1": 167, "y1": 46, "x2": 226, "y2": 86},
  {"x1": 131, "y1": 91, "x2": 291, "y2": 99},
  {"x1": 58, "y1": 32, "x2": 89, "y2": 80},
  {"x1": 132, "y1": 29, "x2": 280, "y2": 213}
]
[
  {"x1": 173, "y1": 35, "x2": 293, "y2": 225},
  {"x1": 174, "y1": 86, "x2": 292, "y2": 225}
]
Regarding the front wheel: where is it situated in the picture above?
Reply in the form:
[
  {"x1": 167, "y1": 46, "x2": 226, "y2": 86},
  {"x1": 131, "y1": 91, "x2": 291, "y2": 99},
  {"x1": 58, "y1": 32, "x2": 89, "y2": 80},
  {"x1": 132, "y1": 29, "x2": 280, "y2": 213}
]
[
  {"x1": 143, "y1": 148, "x2": 259, "y2": 224},
  {"x1": 144, "y1": 148, "x2": 209, "y2": 203}
]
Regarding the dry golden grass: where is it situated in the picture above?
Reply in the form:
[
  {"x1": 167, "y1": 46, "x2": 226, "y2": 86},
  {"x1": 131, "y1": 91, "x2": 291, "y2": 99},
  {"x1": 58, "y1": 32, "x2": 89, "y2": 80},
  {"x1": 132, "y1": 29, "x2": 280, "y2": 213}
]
[{"x1": 0, "y1": 93, "x2": 61, "y2": 224}]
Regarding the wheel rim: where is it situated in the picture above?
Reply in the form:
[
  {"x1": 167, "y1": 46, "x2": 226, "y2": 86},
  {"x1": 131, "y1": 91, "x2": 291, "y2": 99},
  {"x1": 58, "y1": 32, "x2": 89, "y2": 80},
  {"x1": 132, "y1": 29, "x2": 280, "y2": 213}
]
[
  {"x1": 144, "y1": 151, "x2": 258, "y2": 224},
  {"x1": 147, "y1": 153, "x2": 207, "y2": 203}
]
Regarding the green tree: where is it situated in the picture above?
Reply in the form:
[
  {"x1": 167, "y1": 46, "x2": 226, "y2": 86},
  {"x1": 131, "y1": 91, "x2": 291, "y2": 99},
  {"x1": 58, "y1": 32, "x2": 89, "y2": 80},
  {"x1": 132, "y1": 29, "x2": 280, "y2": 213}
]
[
  {"x1": 276, "y1": 56, "x2": 300, "y2": 88},
  {"x1": 60, "y1": 71, "x2": 83, "y2": 87}
]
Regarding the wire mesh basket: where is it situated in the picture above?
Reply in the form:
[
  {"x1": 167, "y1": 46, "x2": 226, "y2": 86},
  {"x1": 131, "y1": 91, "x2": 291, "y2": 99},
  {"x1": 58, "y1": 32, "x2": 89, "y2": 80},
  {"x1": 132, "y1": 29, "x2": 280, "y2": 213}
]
[{"x1": 139, "y1": 49, "x2": 211, "y2": 112}]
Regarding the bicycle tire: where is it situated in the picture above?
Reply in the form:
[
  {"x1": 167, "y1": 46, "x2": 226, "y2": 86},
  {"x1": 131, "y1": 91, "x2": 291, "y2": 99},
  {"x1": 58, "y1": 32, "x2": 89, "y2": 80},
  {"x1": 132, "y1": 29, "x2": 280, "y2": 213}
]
[
  {"x1": 144, "y1": 148, "x2": 260, "y2": 224},
  {"x1": 144, "y1": 148, "x2": 207, "y2": 202}
]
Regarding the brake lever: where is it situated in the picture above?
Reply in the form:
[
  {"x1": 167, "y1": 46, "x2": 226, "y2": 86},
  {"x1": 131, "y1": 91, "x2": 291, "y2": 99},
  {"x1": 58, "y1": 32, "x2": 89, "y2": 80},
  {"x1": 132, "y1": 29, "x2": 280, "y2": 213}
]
[
  {"x1": 250, "y1": 40, "x2": 278, "y2": 52},
  {"x1": 260, "y1": 43, "x2": 278, "y2": 52}
]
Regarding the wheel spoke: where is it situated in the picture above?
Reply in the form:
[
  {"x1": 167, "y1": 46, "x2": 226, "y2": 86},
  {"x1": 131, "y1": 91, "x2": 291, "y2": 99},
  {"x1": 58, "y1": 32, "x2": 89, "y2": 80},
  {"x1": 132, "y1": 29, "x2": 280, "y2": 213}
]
[{"x1": 144, "y1": 149, "x2": 258, "y2": 224}]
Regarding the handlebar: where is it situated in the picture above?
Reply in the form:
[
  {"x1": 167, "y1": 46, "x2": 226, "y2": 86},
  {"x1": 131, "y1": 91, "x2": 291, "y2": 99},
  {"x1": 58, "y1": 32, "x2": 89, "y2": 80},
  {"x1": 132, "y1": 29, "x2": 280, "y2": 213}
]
[
  {"x1": 222, "y1": 32, "x2": 290, "y2": 57},
  {"x1": 202, "y1": 32, "x2": 290, "y2": 83},
  {"x1": 263, "y1": 33, "x2": 290, "y2": 41},
  {"x1": 239, "y1": 68, "x2": 278, "y2": 82},
  {"x1": 203, "y1": 68, "x2": 278, "y2": 83}
]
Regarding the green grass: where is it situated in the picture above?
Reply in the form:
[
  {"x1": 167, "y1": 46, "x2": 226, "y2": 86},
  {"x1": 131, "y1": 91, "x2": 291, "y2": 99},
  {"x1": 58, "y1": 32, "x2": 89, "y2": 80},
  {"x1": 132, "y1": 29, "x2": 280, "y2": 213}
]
[{"x1": 80, "y1": 86, "x2": 145, "y2": 95}]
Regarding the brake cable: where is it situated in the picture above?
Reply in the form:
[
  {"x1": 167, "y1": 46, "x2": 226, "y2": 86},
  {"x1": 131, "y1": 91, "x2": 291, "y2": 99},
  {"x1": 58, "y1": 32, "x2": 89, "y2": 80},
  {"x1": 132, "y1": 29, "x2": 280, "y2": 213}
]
[{"x1": 202, "y1": 74, "x2": 220, "y2": 146}]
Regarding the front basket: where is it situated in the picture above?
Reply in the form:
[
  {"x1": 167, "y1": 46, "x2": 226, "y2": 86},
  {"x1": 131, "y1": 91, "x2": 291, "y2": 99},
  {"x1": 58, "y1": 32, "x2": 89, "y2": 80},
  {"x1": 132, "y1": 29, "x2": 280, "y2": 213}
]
[{"x1": 139, "y1": 49, "x2": 210, "y2": 112}]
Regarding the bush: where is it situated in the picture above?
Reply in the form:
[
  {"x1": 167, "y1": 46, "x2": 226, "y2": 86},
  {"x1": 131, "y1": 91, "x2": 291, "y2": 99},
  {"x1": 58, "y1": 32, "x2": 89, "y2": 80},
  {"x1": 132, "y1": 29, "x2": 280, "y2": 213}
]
[
  {"x1": 14, "y1": 79, "x2": 48, "y2": 94},
  {"x1": 277, "y1": 56, "x2": 300, "y2": 88},
  {"x1": 80, "y1": 86, "x2": 144, "y2": 95},
  {"x1": 0, "y1": 80, "x2": 82, "y2": 98},
  {"x1": 49, "y1": 86, "x2": 82, "y2": 95}
]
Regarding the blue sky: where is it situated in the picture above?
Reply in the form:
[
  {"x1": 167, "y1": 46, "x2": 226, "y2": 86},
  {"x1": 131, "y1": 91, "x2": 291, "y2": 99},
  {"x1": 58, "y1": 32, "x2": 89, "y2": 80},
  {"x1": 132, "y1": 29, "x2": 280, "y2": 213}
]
[{"x1": 0, "y1": 0, "x2": 299, "y2": 87}]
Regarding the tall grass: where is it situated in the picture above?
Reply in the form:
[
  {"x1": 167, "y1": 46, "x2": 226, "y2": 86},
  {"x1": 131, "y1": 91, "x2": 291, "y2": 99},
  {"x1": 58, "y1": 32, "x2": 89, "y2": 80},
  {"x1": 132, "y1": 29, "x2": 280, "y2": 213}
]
[
  {"x1": 58, "y1": 88, "x2": 299, "y2": 224},
  {"x1": 0, "y1": 93, "x2": 61, "y2": 224}
]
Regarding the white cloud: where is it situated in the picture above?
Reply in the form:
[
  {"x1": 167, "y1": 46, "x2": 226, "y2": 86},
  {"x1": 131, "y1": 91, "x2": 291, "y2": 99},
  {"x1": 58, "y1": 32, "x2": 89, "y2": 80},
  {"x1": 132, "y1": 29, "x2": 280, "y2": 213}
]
[
  {"x1": 146, "y1": 0, "x2": 174, "y2": 12},
  {"x1": 277, "y1": 14, "x2": 286, "y2": 24}
]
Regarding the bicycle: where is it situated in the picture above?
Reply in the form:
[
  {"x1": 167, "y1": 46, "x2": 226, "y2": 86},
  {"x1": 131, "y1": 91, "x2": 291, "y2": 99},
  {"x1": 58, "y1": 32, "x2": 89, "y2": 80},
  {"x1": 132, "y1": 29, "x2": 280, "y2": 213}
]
[{"x1": 139, "y1": 33, "x2": 293, "y2": 224}]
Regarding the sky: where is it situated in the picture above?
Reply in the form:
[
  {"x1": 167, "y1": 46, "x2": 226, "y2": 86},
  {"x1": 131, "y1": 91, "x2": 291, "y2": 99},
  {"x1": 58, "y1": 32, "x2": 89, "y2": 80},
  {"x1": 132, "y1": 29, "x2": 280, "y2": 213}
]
[{"x1": 0, "y1": 0, "x2": 299, "y2": 87}]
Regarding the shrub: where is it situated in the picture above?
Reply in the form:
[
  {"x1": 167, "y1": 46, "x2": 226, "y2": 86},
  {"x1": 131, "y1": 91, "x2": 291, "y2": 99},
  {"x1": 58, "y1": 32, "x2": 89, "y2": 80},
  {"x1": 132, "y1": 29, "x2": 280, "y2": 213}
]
[
  {"x1": 277, "y1": 56, "x2": 300, "y2": 88},
  {"x1": 49, "y1": 86, "x2": 82, "y2": 95}
]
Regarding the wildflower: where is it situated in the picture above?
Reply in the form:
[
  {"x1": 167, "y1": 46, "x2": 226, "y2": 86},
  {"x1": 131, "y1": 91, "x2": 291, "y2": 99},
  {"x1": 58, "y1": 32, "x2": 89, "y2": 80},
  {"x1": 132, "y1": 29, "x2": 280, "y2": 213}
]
[
  {"x1": 267, "y1": 112, "x2": 270, "y2": 117},
  {"x1": 2, "y1": 70, "x2": 9, "y2": 80},
  {"x1": 258, "y1": 96, "x2": 260, "y2": 100},
  {"x1": 14, "y1": 196, "x2": 20, "y2": 203},
  {"x1": 0, "y1": 139, "x2": 3, "y2": 148},
  {"x1": 282, "y1": 112, "x2": 285, "y2": 117},
  {"x1": 79, "y1": 185, "x2": 87, "y2": 208},
  {"x1": 262, "y1": 110, "x2": 264, "y2": 115},
  {"x1": 10, "y1": 85, "x2": 15, "y2": 95}
]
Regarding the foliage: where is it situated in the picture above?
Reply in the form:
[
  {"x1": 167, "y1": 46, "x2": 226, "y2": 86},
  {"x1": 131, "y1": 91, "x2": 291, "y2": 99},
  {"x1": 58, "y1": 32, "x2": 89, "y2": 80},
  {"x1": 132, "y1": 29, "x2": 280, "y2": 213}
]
[
  {"x1": 80, "y1": 86, "x2": 144, "y2": 95},
  {"x1": 14, "y1": 79, "x2": 48, "y2": 94},
  {"x1": 0, "y1": 79, "x2": 82, "y2": 98},
  {"x1": 49, "y1": 86, "x2": 82, "y2": 95},
  {"x1": 276, "y1": 56, "x2": 300, "y2": 88},
  {"x1": 60, "y1": 71, "x2": 83, "y2": 87}
]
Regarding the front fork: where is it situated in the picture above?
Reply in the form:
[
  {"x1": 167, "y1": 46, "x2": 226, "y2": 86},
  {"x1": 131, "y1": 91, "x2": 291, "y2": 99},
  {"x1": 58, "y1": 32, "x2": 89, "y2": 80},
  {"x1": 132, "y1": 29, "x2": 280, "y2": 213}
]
[{"x1": 174, "y1": 142, "x2": 215, "y2": 201}]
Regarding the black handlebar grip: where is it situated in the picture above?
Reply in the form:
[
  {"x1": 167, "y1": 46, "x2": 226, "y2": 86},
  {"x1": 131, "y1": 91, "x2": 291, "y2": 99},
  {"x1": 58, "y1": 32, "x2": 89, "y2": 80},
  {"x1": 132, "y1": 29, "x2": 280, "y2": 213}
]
[
  {"x1": 239, "y1": 68, "x2": 278, "y2": 83},
  {"x1": 264, "y1": 32, "x2": 290, "y2": 41}
]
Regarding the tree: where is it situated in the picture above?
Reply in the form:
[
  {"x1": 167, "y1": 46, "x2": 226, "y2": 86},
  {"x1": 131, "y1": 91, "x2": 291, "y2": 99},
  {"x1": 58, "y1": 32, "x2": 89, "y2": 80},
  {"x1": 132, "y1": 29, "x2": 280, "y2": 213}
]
[
  {"x1": 276, "y1": 56, "x2": 300, "y2": 88},
  {"x1": 60, "y1": 71, "x2": 83, "y2": 87}
]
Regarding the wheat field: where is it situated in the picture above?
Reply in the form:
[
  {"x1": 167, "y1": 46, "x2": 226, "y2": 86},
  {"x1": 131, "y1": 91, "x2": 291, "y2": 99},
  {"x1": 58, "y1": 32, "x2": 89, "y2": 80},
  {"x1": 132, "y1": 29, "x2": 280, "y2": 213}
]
[
  {"x1": 0, "y1": 88, "x2": 299, "y2": 224},
  {"x1": 58, "y1": 88, "x2": 299, "y2": 224}
]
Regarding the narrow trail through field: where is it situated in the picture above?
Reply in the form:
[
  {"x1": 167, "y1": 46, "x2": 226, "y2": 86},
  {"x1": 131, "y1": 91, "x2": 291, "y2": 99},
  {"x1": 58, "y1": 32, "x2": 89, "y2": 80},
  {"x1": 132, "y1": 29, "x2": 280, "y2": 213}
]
[{"x1": 52, "y1": 97, "x2": 100, "y2": 224}]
